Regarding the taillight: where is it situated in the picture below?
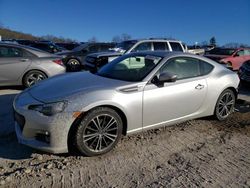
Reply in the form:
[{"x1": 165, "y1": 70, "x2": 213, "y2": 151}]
[{"x1": 53, "y1": 59, "x2": 64, "y2": 66}]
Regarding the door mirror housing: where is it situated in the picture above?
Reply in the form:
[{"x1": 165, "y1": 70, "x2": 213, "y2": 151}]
[
  {"x1": 158, "y1": 72, "x2": 177, "y2": 83},
  {"x1": 152, "y1": 72, "x2": 177, "y2": 86}
]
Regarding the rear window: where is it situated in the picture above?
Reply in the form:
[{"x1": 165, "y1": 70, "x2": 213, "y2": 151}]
[
  {"x1": 169, "y1": 42, "x2": 183, "y2": 52},
  {"x1": 153, "y1": 42, "x2": 169, "y2": 51}
]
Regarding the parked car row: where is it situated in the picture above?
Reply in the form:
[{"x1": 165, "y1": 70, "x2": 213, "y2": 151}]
[
  {"x1": 204, "y1": 47, "x2": 250, "y2": 71},
  {"x1": 84, "y1": 39, "x2": 187, "y2": 72}
]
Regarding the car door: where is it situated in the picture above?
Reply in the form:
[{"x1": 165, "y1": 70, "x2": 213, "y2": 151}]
[
  {"x1": 0, "y1": 46, "x2": 32, "y2": 85},
  {"x1": 143, "y1": 57, "x2": 207, "y2": 128}
]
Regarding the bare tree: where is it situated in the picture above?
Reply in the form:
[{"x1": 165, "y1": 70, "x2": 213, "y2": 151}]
[
  {"x1": 223, "y1": 42, "x2": 250, "y2": 48},
  {"x1": 88, "y1": 36, "x2": 98, "y2": 43},
  {"x1": 121, "y1": 33, "x2": 131, "y2": 41},
  {"x1": 112, "y1": 35, "x2": 122, "y2": 43}
]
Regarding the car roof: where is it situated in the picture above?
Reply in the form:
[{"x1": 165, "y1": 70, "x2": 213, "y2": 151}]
[
  {"x1": 0, "y1": 42, "x2": 57, "y2": 57},
  {"x1": 122, "y1": 51, "x2": 185, "y2": 58}
]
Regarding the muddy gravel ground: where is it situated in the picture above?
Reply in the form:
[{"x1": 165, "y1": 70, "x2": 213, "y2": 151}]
[{"x1": 0, "y1": 86, "x2": 250, "y2": 188}]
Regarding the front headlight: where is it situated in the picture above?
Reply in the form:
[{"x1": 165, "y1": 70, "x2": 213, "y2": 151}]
[{"x1": 28, "y1": 101, "x2": 67, "y2": 116}]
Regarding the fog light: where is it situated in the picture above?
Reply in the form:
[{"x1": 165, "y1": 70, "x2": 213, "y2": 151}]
[{"x1": 35, "y1": 131, "x2": 50, "y2": 144}]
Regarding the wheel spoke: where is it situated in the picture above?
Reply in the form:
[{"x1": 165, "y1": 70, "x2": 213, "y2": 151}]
[
  {"x1": 102, "y1": 136, "x2": 108, "y2": 147},
  {"x1": 91, "y1": 118, "x2": 100, "y2": 131},
  {"x1": 96, "y1": 116, "x2": 101, "y2": 128},
  {"x1": 83, "y1": 133, "x2": 98, "y2": 142},
  {"x1": 103, "y1": 117, "x2": 116, "y2": 132},
  {"x1": 106, "y1": 127, "x2": 118, "y2": 132},
  {"x1": 103, "y1": 133, "x2": 117, "y2": 142},
  {"x1": 219, "y1": 107, "x2": 225, "y2": 116},
  {"x1": 89, "y1": 137, "x2": 98, "y2": 148},
  {"x1": 226, "y1": 100, "x2": 234, "y2": 106},
  {"x1": 95, "y1": 137, "x2": 101, "y2": 151},
  {"x1": 86, "y1": 126, "x2": 98, "y2": 132}
]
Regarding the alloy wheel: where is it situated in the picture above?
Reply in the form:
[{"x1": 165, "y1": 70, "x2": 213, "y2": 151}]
[
  {"x1": 217, "y1": 91, "x2": 235, "y2": 119},
  {"x1": 26, "y1": 72, "x2": 46, "y2": 87},
  {"x1": 83, "y1": 114, "x2": 119, "y2": 152}
]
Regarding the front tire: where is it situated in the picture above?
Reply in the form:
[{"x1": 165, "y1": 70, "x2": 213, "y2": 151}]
[
  {"x1": 73, "y1": 107, "x2": 123, "y2": 156},
  {"x1": 214, "y1": 89, "x2": 235, "y2": 121}
]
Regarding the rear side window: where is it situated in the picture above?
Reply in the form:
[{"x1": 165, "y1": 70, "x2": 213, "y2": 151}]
[
  {"x1": 169, "y1": 42, "x2": 183, "y2": 52},
  {"x1": 200, "y1": 61, "x2": 214, "y2": 75},
  {"x1": 0, "y1": 46, "x2": 23, "y2": 57},
  {"x1": 153, "y1": 42, "x2": 169, "y2": 51}
]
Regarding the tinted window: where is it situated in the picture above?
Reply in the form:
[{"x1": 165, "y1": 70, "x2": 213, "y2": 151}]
[
  {"x1": 200, "y1": 61, "x2": 214, "y2": 75},
  {"x1": 0, "y1": 46, "x2": 23, "y2": 57},
  {"x1": 153, "y1": 42, "x2": 168, "y2": 51},
  {"x1": 169, "y1": 42, "x2": 183, "y2": 52},
  {"x1": 132, "y1": 42, "x2": 152, "y2": 52},
  {"x1": 160, "y1": 57, "x2": 201, "y2": 79},
  {"x1": 100, "y1": 44, "x2": 110, "y2": 51},
  {"x1": 89, "y1": 45, "x2": 99, "y2": 52}
]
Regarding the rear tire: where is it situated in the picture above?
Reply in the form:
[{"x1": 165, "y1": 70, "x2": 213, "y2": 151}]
[
  {"x1": 23, "y1": 70, "x2": 47, "y2": 87},
  {"x1": 67, "y1": 59, "x2": 81, "y2": 72},
  {"x1": 214, "y1": 89, "x2": 235, "y2": 121},
  {"x1": 73, "y1": 107, "x2": 123, "y2": 156}
]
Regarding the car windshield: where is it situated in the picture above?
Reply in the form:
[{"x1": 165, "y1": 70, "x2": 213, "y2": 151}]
[
  {"x1": 207, "y1": 48, "x2": 235, "y2": 55},
  {"x1": 72, "y1": 43, "x2": 89, "y2": 51},
  {"x1": 113, "y1": 40, "x2": 137, "y2": 53},
  {"x1": 97, "y1": 54, "x2": 162, "y2": 82}
]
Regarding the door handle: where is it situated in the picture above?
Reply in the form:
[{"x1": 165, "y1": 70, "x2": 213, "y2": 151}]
[
  {"x1": 195, "y1": 84, "x2": 204, "y2": 90},
  {"x1": 20, "y1": 59, "x2": 29, "y2": 62}
]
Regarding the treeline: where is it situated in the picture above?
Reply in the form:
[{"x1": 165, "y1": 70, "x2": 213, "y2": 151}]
[{"x1": 0, "y1": 26, "x2": 76, "y2": 42}]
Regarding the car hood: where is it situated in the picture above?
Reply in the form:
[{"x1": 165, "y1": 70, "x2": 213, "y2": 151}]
[
  {"x1": 88, "y1": 51, "x2": 123, "y2": 58},
  {"x1": 28, "y1": 72, "x2": 130, "y2": 103}
]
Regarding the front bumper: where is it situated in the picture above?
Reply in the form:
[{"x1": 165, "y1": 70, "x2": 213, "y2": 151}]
[{"x1": 13, "y1": 91, "x2": 75, "y2": 154}]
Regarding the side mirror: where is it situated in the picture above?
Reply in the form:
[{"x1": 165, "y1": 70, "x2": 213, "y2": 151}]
[
  {"x1": 152, "y1": 72, "x2": 177, "y2": 86},
  {"x1": 158, "y1": 72, "x2": 177, "y2": 83},
  {"x1": 234, "y1": 53, "x2": 239, "y2": 57}
]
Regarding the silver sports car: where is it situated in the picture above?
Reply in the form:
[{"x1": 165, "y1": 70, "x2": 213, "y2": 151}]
[
  {"x1": 0, "y1": 43, "x2": 65, "y2": 87},
  {"x1": 13, "y1": 51, "x2": 239, "y2": 156}
]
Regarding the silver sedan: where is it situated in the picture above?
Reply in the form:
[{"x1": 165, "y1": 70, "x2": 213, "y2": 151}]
[
  {"x1": 0, "y1": 43, "x2": 65, "y2": 87},
  {"x1": 13, "y1": 51, "x2": 239, "y2": 156}
]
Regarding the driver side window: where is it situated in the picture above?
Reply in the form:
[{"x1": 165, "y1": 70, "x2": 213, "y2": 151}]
[
  {"x1": 0, "y1": 46, "x2": 23, "y2": 58},
  {"x1": 236, "y1": 50, "x2": 244, "y2": 56},
  {"x1": 160, "y1": 57, "x2": 201, "y2": 80}
]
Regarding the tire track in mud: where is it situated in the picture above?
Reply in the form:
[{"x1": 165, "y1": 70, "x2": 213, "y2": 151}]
[{"x1": 0, "y1": 112, "x2": 250, "y2": 187}]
